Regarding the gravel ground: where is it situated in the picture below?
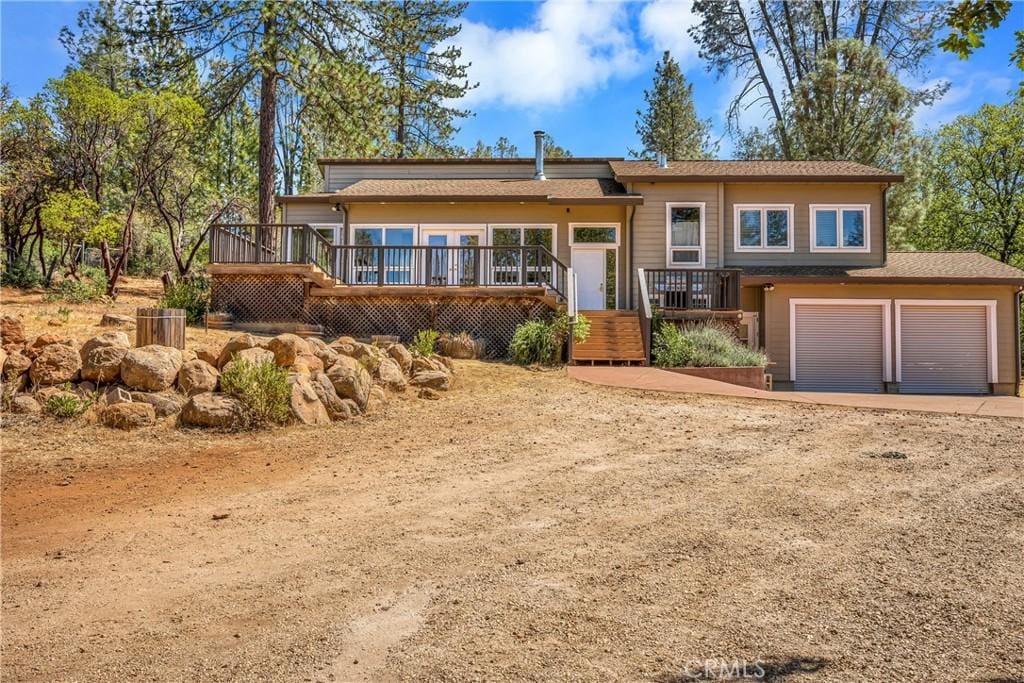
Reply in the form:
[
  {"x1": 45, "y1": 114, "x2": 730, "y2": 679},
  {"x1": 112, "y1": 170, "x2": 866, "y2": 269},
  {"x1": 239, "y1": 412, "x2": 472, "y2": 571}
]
[{"x1": 2, "y1": 360, "x2": 1023, "y2": 682}]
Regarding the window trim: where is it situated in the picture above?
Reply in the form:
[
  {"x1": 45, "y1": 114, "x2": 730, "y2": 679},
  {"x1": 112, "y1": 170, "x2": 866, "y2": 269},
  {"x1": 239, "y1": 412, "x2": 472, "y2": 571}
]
[
  {"x1": 809, "y1": 204, "x2": 871, "y2": 253},
  {"x1": 665, "y1": 202, "x2": 706, "y2": 268},
  {"x1": 568, "y1": 222, "x2": 620, "y2": 247},
  {"x1": 487, "y1": 223, "x2": 557, "y2": 257},
  {"x1": 348, "y1": 224, "x2": 418, "y2": 285},
  {"x1": 733, "y1": 204, "x2": 794, "y2": 252}
]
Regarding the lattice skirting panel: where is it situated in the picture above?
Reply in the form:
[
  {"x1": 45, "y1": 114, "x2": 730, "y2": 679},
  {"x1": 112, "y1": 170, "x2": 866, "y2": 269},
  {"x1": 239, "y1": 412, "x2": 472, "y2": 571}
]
[
  {"x1": 209, "y1": 274, "x2": 552, "y2": 358},
  {"x1": 211, "y1": 275, "x2": 311, "y2": 324},
  {"x1": 309, "y1": 296, "x2": 552, "y2": 358}
]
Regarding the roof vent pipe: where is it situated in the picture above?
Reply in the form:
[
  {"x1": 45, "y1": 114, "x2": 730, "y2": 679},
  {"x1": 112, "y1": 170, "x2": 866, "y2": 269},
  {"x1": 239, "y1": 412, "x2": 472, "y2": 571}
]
[
  {"x1": 533, "y1": 130, "x2": 546, "y2": 180},
  {"x1": 656, "y1": 151, "x2": 669, "y2": 168}
]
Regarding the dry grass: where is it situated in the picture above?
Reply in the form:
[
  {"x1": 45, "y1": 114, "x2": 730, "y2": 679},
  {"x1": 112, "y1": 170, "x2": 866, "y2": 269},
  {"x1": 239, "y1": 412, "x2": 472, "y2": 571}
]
[{"x1": 2, "y1": 357, "x2": 1023, "y2": 681}]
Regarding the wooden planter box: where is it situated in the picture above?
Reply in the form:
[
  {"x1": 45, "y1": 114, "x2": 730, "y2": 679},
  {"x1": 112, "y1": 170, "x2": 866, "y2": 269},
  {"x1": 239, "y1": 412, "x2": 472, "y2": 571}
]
[{"x1": 664, "y1": 366, "x2": 768, "y2": 390}]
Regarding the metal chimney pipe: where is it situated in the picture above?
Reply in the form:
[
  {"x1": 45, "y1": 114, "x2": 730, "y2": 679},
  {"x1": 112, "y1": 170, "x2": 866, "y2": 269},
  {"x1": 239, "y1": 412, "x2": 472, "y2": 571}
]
[
  {"x1": 657, "y1": 151, "x2": 669, "y2": 168},
  {"x1": 533, "y1": 130, "x2": 546, "y2": 180}
]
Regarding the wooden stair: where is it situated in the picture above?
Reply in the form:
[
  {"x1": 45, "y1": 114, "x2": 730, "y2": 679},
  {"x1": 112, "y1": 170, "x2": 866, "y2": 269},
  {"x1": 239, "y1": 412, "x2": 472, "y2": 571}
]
[{"x1": 572, "y1": 310, "x2": 647, "y2": 365}]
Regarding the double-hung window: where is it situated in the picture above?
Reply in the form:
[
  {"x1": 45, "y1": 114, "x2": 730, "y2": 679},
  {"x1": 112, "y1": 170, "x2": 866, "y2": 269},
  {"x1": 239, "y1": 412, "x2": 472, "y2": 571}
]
[
  {"x1": 810, "y1": 205, "x2": 869, "y2": 252},
  {"x1": 734, "y1": 205, "x2": 793, "y2": 251},
  {"x1": 665, "y1": 202, "x2": 704, "y2": 267}
]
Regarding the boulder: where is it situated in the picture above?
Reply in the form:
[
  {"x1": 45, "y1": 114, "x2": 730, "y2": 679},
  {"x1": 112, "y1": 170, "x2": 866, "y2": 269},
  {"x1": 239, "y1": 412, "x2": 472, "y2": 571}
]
[
  {"x1": 437, "y1": 333, "x2": 483, "y2": 359},
  {"x1": 0, "y1": 348, "x2": 7, "y2": 375},
  {"x1": 286, "y1": 374, "x2": 331, "y2": 426},
  {"x1": 1, "y1": 315, "x2": 26, "y2": 349},
  {"x1": 221, "y1": 346, "x2": 275, "y2": 375},
  {"x1": 75, "y1": 381, "x2": 97, "y2": 397},
  {"x1": 410, "y1": 370, "x2": 450, "y2": 391},
  {"x1": 3, "y1": 351, "x2": 31, "y2": 380},
  {"x1": 305, "y1": 337, "x2": 338, "y2": 366},
  {"x1": 386, "y1": 343, "x2": 413, "y2": 375},
  {"x1": 120, "y1": 345, "x2": 183, "y2": 392},
  {"x1": 8, "y1": 395, "x2": 41, "y2": 414},
  {"x1": 436, "y1": 355, "x2": 456, "y2": 374},
  {"x1": 411, "y1": 355, "x2": 443, "y2": 374},
  {"x1": 177, "y1": 359, "x2": 219, "y2": 396},
  {"x1": 266, "y1": 333, "x2": 312, "y2": 367},
  {"x1": 181, "y1": 393, "x2": 246, "y2": 428},
  {"x1": 35, "y1": 386, "x2": 72, "y2": 403},
  {"x1": 375, "y1": 357, "x2": 407, "y2": 392},
  {"x1": 29, "y1": 343, "x2": 82, "y2": 386},
  {"x1": 347, "y1": 342, "x2": 385, "y2": 372},
  {"x1": 417, "y1": 387, "x2": 442, "y2": 400},
  {"x1": 81, "y1": 331, "x2": 131, "y2": 356},
  {"x1": 30, "y1": 333, "x2": 68, "y2": 352},
  {"x1": 129, "y1": 391, "x2": 184, "y2": 418},
  {"x1": 310, "y1": 371, "x2": 359, "y2": 420},
  {"x1": 325, "y1": 355, "x2": 372, "y2": 409},
  {"x1": 99, "y1": 313, "x2": 135, "y2": 328},
  {"x1": 290, "y1": 353, "x2": 324, "y2": 375},
  {"x1": 102, "y1": 402, "x2": 156, "y2": 430},
  {"x1": 193, "y1": 345, "x2": 220, "y2": 367},
  {"x1": 80, "y1": 343, "x2": 129, "y2": 383},
  {"x1": 366, "y1": 385, "x2": 387, "y2": 413},
  {"x1": 180, "y1": 349, "x2": 197, "y2": 363},
  {"x1": 216, "y1": 333, "x2": 259, "y2": 369}
]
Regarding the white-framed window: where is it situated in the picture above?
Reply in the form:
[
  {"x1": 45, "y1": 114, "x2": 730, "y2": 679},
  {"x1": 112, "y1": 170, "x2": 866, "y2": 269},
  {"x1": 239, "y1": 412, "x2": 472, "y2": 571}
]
[
  {"x1": 488, "y1": 224, "x2": 556, "y2": 285},
  {"x1": 309, "y1": 223, "x2": 343, "y2": 276},
  {"x1": 568, "y1": 223, "x2": 620, "y2": 247},
  {"x1": 665, "y1": 202, "x2": 704, "y2": 268},
  {"x1": 734, "y1": 204, "x2": 793, "y2": 251},
  {"x1": 349, "y1": 224, "x2": 417, "y2": 284},
  {"x1": 810, "y1": 204, "x2": 870, "y2": 252}
]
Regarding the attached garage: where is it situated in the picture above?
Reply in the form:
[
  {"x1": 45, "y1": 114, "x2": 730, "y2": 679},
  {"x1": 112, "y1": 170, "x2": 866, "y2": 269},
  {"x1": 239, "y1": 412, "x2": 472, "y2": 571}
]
[
  {"x1": 896, "y1": 301, "x2": 996, "y2": 394},
  {"x1": 790, "y1": 300, "x2": 891, "y2": 392}
]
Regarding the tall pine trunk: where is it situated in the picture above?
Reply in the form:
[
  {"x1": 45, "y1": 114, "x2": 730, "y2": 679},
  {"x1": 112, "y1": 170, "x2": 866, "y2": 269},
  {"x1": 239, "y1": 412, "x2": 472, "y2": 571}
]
[{"x1": 258, "y1": 14, "x2": 278, "y2": 225}]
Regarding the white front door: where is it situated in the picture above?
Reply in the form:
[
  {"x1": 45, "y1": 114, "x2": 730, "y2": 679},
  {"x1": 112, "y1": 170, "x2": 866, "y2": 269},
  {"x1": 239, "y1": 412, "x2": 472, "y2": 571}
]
[{"x1": 573, "y1": 248, "x2": 607, "y2": 310}]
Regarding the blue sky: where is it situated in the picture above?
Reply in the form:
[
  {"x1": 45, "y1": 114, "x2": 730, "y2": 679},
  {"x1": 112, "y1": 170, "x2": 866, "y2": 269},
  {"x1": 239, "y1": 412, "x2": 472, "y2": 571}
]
[{"x1": 2, "y1": 0, "x2": 1021, "y2": 158}]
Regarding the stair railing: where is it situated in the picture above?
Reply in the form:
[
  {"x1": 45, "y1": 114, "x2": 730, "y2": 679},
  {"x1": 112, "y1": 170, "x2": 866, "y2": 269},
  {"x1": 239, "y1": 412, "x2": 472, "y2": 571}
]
[{"x1": 636, "y1": 267, "x2": 653, "y2": 363}]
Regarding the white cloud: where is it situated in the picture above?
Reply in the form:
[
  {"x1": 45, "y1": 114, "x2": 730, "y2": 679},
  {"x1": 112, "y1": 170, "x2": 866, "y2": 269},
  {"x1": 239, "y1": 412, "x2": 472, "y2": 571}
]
[
  {"x1": 911, "y1": 70, "x2": 1015, "y2": 130},
  {"x1": 637, "y1": 0, "x2": 702, "y2": 68},
  {"x1": 452, "y1": 0, "x2": 642, "y2": 108}
]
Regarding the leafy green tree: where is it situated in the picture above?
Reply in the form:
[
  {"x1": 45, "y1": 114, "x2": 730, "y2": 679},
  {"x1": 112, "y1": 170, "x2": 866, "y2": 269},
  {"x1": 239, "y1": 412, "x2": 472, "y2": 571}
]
[
  {"x1": 689, "y1": 0, "x2": 946, "y2": 161},
  {"x1": 468, "y1": 137, "x2": 519, "y2": 158},
  {"x1": 543, "y1": 134, "x2": 572, "y2": 159},
  {"x1": 39, "y1": 189, "x2": 119, "y2": 279},
  {"x1": 886, "y1": 133, "x2": 937, "y2": 250},
  {"x1": 632, "y1": 51, "x2": 714, "y2": 160},
  {"x1": 365, "y1": 0, "x2": 474, "y2": 157},
  {"x1": 905, "y1": 99, "x2": 1024, "y2": 268},
  {"x1": 940, "y1": 0, "x2": 1023, "y2": 95}
]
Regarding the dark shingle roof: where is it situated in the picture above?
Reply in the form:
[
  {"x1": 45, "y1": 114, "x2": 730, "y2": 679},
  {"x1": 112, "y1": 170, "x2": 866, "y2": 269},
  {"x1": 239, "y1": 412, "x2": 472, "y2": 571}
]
[
  {"x1": 281, "y1": 177, "x2": 642, "y2": 205},
  {"x1": 739, "y1": 251, "x2": 1024, "y2": 284},
  {"x1": 609, "y1": 159, "x2": 903, "y2": 183}
]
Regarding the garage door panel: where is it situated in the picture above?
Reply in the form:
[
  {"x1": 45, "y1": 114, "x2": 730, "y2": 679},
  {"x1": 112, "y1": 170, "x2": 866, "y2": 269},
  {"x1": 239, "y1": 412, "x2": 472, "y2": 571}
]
[
  {"x1": 899, "y1": 305, "x2": 989, "y2": 394},
  {"x1": 794, "y1": 304, "x2": 885, "y2": 393}
]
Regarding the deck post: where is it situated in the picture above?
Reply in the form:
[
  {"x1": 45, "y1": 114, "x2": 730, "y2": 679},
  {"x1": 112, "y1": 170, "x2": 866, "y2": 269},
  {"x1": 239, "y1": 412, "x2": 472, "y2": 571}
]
[{"x1": 377, "y1": 245, "x2": 385, "y2": 286}]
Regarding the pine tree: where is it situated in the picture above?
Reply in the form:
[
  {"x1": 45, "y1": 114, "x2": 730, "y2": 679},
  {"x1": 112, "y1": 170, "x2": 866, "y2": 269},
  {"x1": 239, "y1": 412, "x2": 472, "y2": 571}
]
[
  {"x1": 366, "y1": 0, "x2": 475, "y2": 157},
  {"x1": 632, "y1": 51, "x2": 714, "y2": 160}
]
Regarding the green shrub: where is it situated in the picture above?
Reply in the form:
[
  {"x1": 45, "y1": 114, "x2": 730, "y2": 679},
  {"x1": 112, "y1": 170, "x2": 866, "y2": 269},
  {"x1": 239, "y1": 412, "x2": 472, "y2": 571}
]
[
  {"x1": 509, "y1": 312, "x2": 590, "y2": 365},
  {"x1": 219, "y1": 357, "x2": 291, "y2": 428},
  {"x1": 160, "y1": 277, "x2": 210, "y2": 324},
  {"x1": 1, "y1": 256, "x2": 42, "y2": 289},
  {"x1": 43, "y1": 268, "x2": 108, "y2": 303},
  {"x1": 653, "y1": 321, "x2": 768, "y2": 368},
  {"x1": 45, "y1": 391, "x2": 91, "y2": 419},
  {"x1": 410, "y1": 329, "x2": 440, "y2": 356}
]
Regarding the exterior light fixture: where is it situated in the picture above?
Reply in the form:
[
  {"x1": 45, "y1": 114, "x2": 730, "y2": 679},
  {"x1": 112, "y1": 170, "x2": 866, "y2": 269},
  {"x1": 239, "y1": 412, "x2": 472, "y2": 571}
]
[
  {"x1": 331, "y1": 203, "x2": 341, "y2": 212},
  {"x1": 763, "y1": 283, "x2": 775, "y2": 292}
]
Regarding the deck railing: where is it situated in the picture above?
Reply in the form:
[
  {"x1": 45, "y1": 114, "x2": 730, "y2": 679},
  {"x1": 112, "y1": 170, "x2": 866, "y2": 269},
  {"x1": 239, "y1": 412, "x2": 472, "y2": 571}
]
[
  {"x1": 640, "y1": 268, "x2": 742, "y2": 312},
  {"x1": 210, "y1": 223, "x2": 569, "y2": 299}
]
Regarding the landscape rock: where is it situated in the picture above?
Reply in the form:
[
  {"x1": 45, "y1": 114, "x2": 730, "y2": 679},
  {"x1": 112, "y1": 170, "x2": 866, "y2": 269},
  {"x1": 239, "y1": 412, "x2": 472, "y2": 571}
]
[
  {"x1": 305, "y1": 337, "x2": 338, "y2": 366},
  {"x1": 177, "y1": 359, "x2": 219, "y2": 396},
  {"x1": 3, "y1": 351, "x2": 31, "y2": 379},
  {"x1": 329, "y1": 336, "x2": 358, "y2": 356},
  {"x1": 35, "y1": 386, "x2": 73, "y2": 403},
  {"x1": 417, "y1": 387, "x2": 442, "y2": 400},
  {"x1": 29, "y1": 343, "x2": 82, "y2": 386},
  {"x1": 120, "y1": 345, "x2": 183, "y2": 392},
  {"x1": 410, "y1": 370, "x2": 450, "y2": 391},
  {"x1": 385, "y1": 343, "x2": 413, "y2": 375},
  {"x1": 366, "y1": 385, "x2": 387, "y2": 413},
  {"x1": 30, "y1": 333, "x2": 68, "y2": 352},
  {"x1": 375, "y1": 357, "x2": 407, "y2": 392},
  {"x1": 347, "y1": 342, "x2": 386, "y2": 371},
  {"x1": 75, "y1": 381, "x2": 97, "y2": 397},
  {"x1": 81, "y1": 345, "x2": 128, "y2": 383},
  {"x1": 266, "y1": 334, "x2": 312, "y2": 367},
  {"x1": 81, "y1": 331, "x2": 131, "y2": 356},
  {"x1": 437, "y1": 333, "x2": 482, "y2": 359},
  {"x1": 193, "y1": 345, "x2": 220, "y2": 367},
  {"x1": 181, "y1": 393, "x2": 246, "y2": 428},
  {"x1": 8, "y1": 395, "x2": 41, "y2": 414},
  {"x1": 290, "y1": 353, "x2": 325, "y2": 376},
  {"x1": 1, "y1": 316, "x2": 26, "y2": 349},
  {"x1": 128, "y1": 391, "x2": 185, "y2": 418},
  {"x1": 102, "y1": 402, "x2": 156, "y2": 430},
  {"x1": 216, "y1": 333, "x2": 259, "y2": 369},
  {"x1": 99, "y1": 313, "x2": 135, "y2": 328},
  {"x1": 286, "y1": 374, "x2": 331, "y2": 426},
  {"x1": 436, "y1": 355, "x2": 456, "y2": 374},
  {"x1": 325, "y1": 355, "x2": 372, "y2": 410},
  {"x1": 310, "y1": 371, "x2": 359, "y2": 420},
  {"x1": 180, "y1": 349, "x2": 197, "y2": 363},
  {"x1": 0, "y1": 348, "x2": 6, "y2": 375}
]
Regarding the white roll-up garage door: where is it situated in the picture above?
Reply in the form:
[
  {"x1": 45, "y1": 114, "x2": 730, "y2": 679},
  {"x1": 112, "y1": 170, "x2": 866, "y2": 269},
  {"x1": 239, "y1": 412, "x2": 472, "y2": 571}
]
[
  {"x1": 793, "y1": 304, "x2": 886, "y2": 392},
  {"x1": 898, "y1": 304, "x2": 991, "y2": 394}
]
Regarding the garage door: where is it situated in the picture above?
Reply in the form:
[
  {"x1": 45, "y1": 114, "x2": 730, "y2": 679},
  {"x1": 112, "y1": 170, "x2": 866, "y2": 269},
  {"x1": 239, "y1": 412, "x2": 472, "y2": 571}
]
[
  {"x1": 898, "y1": 304, "x2": 990, "y2": 394},
  {"x1": 793, "y1": 304, "x2": 885, "y2": 392}
]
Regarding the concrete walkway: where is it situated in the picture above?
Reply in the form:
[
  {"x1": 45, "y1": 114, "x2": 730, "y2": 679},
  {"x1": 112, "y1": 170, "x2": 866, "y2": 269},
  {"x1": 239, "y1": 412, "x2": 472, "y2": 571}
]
[{"x1": 568, "y1": 366, "x2": 1024, "y2": 419}]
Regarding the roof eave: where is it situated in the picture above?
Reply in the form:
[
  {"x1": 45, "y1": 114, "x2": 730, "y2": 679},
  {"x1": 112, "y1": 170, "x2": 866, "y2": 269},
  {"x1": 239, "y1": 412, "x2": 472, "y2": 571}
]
[
  {"x1": 740, "y1": 274, "x2": 1024, "y2": 286},
  {"x1": 277, "y1": 193, "x2": 642, "y2": 205},
  {"x1": 615, "y1": 174, "x2": 904, "y2": 183}
]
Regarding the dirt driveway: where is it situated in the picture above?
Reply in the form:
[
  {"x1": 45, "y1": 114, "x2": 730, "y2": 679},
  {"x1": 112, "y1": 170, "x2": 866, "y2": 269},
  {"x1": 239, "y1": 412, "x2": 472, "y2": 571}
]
[{"x1": 3, "y1": 361, "x2": 1023, "y2": 681}]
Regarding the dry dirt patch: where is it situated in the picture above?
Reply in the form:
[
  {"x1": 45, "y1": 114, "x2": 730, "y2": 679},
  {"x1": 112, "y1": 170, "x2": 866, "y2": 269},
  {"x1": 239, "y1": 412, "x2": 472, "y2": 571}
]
[{"x1": 2, "y1": 360, "x2": 1023, "y2": 682}]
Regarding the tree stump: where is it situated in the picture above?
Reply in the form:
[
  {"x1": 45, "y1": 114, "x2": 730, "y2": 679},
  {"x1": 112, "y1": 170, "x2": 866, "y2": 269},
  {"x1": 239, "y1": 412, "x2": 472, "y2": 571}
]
[{"x1": 136, "y1": 308, "x2": 186, "y2": 349}]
